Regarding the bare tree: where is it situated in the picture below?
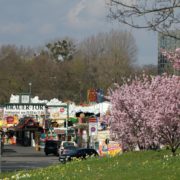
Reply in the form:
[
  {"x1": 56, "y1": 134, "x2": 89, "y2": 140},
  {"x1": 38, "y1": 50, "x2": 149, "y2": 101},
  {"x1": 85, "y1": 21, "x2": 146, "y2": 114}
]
[
  {"x1": 134, "y1": 64, "x2": 158, "y2": 76},
  {"x1": 107, "y1": 0, "x2": 180, "y2": 39},
  {"x1": 0, "y1": 31, "x2": 137, "y2": 104},
  {"x1": 77, "y1": 30, "x2": 137, "y2": 90}
]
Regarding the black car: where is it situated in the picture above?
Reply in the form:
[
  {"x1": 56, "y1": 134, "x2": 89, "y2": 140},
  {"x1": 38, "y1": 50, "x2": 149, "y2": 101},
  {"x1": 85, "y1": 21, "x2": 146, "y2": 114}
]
[
  {"x1": 59, "y1": 148, "x2": 99, "y2": 163},
  {"x1": 44, "y1": 140, "x2": 61, "y2": 156}
]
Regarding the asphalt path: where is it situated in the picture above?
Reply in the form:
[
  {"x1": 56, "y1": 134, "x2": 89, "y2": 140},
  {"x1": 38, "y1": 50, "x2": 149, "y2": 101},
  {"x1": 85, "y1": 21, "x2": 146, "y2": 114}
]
[{"x1": 1, "y1": 144, "x2": 60, "y2": 172}]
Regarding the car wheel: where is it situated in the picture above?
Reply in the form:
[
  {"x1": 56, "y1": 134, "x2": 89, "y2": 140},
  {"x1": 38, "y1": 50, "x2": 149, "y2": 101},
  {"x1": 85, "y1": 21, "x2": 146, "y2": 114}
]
[{"x1": 59, "y1": 159, "x2": 66, "y2": 164}]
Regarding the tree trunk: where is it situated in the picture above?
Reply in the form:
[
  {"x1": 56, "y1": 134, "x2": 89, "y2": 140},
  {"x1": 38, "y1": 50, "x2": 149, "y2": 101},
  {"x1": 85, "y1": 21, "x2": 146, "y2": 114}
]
[{"x1": 171, "y1": 147, "x2": 176, "y2": 156}]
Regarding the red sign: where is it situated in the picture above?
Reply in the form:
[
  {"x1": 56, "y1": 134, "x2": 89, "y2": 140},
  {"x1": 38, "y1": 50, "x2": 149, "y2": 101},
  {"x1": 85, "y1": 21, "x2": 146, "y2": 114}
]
[
  {"x1": 89, "y1": 118, "x2": 96, "y2": 123},
  {"x1": 6, "y1": 116, "x2": 14, "y2": 124},
  {"x1": 88, "y1": 89, "x2": 97, "y2": 102},
  {"x1": 60, "y1": 107, "x2": 65, "y2": 113}
]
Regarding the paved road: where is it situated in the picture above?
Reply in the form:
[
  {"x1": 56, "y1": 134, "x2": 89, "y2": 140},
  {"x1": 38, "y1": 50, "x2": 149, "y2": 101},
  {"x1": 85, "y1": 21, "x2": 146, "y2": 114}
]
[{"x1": 1, "y1": 145, "x2": 59, "y2": 172}]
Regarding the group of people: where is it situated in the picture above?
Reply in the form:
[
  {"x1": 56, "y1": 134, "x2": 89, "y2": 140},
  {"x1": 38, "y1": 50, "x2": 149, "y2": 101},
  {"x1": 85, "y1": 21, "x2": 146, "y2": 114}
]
[{"x1": 1, "y1": 129, "x2": 16, "y2": 145}]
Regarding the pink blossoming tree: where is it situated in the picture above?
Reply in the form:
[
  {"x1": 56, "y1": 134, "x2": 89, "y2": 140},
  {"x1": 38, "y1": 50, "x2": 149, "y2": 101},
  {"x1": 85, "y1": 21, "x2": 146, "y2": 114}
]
[
  {"x1": 161, "y1": 48, "x2": 180, "y2": 71},
  {"x1": 108, "y1": 74, "x2": 180, "y2": 155}
]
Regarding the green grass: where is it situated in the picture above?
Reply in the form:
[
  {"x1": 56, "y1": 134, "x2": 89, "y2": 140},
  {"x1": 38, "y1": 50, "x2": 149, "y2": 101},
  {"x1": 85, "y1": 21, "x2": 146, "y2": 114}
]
[{"x1": 1, "y1": 149, "x2": 180, "y2": 180}]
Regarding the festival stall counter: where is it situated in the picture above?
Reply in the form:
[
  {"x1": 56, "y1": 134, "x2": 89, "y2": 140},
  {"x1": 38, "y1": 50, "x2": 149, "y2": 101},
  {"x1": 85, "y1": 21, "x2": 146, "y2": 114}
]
[
  {"x1": 0, "y1": 116, "x2": 19, "y2": 144},
  {"x1": 15, "y1": 117, "x2": 43, "y2": 146}
]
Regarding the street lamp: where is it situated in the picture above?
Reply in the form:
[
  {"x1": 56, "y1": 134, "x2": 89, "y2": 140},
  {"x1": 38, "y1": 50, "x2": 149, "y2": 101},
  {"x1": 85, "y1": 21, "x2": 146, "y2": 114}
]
[
  {"x1": 65, "y1": 102, "x2": 69, "y2": 141},
  {"x1": 0, "y1": 136, "x2": 1, "y2": 173},
  {"x1": 29, "y1": 82, "x2": 32, "y2": 95},
  {"x1": 29, "y1": 82, "x2": 32, "y2": 103}
]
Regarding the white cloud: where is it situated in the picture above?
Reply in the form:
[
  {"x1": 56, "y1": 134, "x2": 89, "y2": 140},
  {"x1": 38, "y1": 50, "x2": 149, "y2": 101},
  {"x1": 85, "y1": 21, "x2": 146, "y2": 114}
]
[
  {"x1": 38, "y1": 24, "x2": 56, "y2": 34},
  {"x1": 0, "y1": 1, "x2": 156, "y2": 65},
  {"x1": 67, "y1": 0, "x2": 86, "y2": 25},
  {"x1": 0, "y1": 23, "x2": 25, "y2": 34},
  {"x1": 67, "y1": 0, "x2": 106, "y2": 28},
  {"x1": 85, "y1": 0, "x2": 106, "y2": 18}
]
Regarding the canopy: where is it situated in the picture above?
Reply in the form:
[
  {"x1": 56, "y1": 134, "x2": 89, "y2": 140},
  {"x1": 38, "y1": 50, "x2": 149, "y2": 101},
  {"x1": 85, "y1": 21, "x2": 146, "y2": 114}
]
[{"x1": 69, "y1": 117, "x2": 78, "y2": 123}]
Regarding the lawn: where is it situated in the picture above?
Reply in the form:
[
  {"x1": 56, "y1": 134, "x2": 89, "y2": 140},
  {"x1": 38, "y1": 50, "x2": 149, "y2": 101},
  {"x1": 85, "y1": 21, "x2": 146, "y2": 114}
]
[{"x1": 1, "y1": 149, "x2": 180, "y2": 180}]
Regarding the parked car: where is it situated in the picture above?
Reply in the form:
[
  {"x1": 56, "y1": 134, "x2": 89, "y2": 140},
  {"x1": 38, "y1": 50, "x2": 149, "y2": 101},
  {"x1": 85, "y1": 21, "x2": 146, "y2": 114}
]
[
  {"x1": 58, "y1": 141, "x2": 77, "y2": 156},
  {"x1": 59, "y1": 148, "x2": 99, "y2": 163},
  {"x1": 44, "y1": 140, "x2": 61, "y2": 156},
  {"x1": 59, "y1": 145, "x2": 78, "y2": 156}
]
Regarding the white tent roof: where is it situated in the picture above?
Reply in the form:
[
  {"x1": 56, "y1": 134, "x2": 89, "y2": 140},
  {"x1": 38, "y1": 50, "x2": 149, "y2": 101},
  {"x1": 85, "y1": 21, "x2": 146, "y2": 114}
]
[
  {"x1": 73, "y1": 101, "x2": 110, "y2": 115},
  {"x1": 9, "y1": 94, "x2": 110, "y2": 115}
]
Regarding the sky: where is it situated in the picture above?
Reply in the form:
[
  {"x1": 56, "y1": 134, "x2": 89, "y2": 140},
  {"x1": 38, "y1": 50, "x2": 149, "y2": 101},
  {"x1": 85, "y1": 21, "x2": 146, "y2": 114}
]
[{"x1": 0, "y1": 0, "x2": 157, "y2": 65}]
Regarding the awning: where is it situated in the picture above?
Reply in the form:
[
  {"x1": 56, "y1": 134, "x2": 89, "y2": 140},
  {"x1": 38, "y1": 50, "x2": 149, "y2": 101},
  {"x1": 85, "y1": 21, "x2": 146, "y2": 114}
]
[{"x1": 69, "y1": 117, "x2": 78, "y2": 123}]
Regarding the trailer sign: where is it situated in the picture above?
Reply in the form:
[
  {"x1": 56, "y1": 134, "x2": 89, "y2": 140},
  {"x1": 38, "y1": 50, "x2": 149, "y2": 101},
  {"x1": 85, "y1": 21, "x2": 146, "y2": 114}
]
[{"x1": 3, "y1": 104, "x2": 46, "y2": 118}]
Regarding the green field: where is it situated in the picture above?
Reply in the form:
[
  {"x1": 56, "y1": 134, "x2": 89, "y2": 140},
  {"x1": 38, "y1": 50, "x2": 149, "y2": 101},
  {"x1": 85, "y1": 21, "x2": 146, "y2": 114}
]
[{"x1": 1, "y1": 149, "x2": 180, "y2": 180}]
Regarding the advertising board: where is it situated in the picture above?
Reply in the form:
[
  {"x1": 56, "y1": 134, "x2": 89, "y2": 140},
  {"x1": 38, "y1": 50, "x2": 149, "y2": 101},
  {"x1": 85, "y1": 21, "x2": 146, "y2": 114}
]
[
  {"x1": 89, "y1": 122, "x2": 98, "y2": 136},
  {"x1": 99, "y1": 141, "x2": 122, "y2": 157},
  {"x1": 3, "y1": 104, "x2": 46, "y2": 118}
]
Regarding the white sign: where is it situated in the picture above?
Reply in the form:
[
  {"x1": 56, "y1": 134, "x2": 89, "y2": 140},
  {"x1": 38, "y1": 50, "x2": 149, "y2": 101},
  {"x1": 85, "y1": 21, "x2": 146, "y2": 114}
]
[
  {"x1": 3, "y1": 104, "x2": 46, "y2": 118},
  {"x1": 89, "y1": 123, "x2": 98, "y2": 136},
  {"x1": 48, "y1": 106, "x2": 68, "y2": 119}
]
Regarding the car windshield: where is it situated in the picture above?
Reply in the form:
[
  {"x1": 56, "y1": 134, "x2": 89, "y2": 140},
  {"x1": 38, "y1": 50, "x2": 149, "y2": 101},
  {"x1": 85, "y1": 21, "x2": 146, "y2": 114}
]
[
  {"x1": 63, "y1": 142, "x2": 75, "y2": 147},
  {"x1": 64, "y1": 146, "x2": 77, "y2": 150},
  {"x1": 62, "y1": 146, "x2": 77, "y2": 154},
  {"x1": 46, "y1": 141, "x2": 60, "y2": 147},
  {"x1": 63, "y1": 148, "x2": 79, "y2": 155}
]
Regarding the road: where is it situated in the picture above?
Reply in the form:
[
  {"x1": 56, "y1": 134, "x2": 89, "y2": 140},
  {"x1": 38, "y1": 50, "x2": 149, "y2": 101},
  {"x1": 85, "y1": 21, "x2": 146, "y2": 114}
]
[{"x1": 1, "y1": 144, "x2": 59, "y2": 172}]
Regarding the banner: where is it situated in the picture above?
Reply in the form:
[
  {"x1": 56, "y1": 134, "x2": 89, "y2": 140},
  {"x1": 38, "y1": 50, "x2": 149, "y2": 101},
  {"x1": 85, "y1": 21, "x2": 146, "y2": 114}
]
[
  {"x1": 87, "y1": 89, "x2": 97, "y2": 102},
  {"x1": 99, "y1": 141, "x2": 122, "y2": 157}
]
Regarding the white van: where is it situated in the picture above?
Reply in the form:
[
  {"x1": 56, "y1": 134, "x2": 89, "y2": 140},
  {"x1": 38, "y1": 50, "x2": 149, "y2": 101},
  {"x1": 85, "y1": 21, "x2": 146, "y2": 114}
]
[{"x1": 58, "y1": 141, "x2": 77, "y2": 155}]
